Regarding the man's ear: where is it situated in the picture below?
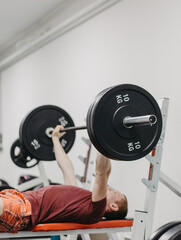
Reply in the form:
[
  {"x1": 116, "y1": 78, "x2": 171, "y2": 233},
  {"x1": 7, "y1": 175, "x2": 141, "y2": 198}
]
[{"x1": 110, "y1": 203, "x2": 119, "y2": 212}]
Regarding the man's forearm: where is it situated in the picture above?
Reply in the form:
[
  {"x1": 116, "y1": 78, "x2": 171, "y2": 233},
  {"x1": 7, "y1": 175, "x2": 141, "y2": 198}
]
[
  {"x1": 52, "y1": 137, "x2": 77, "y2": 185},
  {"x1": 92, "y1": 152, "x2": 111, "y2": 202},
  {"x1": 95, "y1": 152, "x2": 111, "y2": 178}
]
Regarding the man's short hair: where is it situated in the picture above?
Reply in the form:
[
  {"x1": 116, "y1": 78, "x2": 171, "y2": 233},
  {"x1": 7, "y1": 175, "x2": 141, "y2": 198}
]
[{"x1": 104, "y1": 195, "x2": 128, "y2": 220}]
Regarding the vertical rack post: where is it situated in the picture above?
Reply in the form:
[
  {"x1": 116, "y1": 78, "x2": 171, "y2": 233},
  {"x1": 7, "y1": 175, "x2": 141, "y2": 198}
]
[{"x1": 141, "y1": 98, "x2": 169, "y2": 239}]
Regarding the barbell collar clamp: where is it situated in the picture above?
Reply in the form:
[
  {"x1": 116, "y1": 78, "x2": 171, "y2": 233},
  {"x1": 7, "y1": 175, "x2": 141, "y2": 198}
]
[{"x1": 123, "y1": 114, "x2": 157, "y2": 128}]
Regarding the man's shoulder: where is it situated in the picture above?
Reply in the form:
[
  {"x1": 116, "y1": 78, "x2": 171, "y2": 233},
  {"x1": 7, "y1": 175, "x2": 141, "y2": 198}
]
[{"x1": 86, "y1": 197, "x2": 107, "y2": 223}]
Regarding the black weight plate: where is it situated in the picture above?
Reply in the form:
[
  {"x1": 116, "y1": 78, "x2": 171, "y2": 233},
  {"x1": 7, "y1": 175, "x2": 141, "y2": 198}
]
[
  {"x1": 90, "y1": 87, "x2": 114, "y2": 158},
  {"x1": 90, "y1": 84, "x2": 162, "y2": 161},
  {"x1": 87, "y1": 89, "x2": 108, "y2": 154},
  {"x1": 88, "y1": 85, "x2": 129, "y2": 159},
  {"x1": 90, "y1": 86, "x2": 131, "y2": 159},
  {"x1": 19, "y1": 105, "x2": 75, "y2": 160},
  {"x1": 87, "y1": 87, "x2": 113, "y2": 158},
  {"x1": 10, "y1": 139, "x2": 39, "y2": 168},
  {"x1": 86, "y1": 88, "x2": 104, "y2": 154},
  {"x1": 159, "y1": 223, "x2": 181, "y2": 240},
  {"x1": 151, "y1": 221, "x2": 181, "y2": 240}
]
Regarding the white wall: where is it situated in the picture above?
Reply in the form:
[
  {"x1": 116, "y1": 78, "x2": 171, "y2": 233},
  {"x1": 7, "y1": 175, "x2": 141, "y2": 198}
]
[
  {"x1": 0, "y1": 76, "x2": 2, "y2": 147},
  {"x1": 0, "y1": 0, "x2": 181, "y2": 233}
]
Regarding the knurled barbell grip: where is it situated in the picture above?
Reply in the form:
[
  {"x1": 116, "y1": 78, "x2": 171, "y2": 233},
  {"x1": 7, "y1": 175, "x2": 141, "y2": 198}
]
[
  {"x1": 59, "y1": 125, "x2": 87, "y2": 132},
  {"x1": 45, "y1": 126, "x2": 87, "y2": 137}
]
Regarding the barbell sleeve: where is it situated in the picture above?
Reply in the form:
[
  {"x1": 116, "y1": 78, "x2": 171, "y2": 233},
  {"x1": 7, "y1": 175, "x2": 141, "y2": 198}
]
[{"x1": 123, "y1": 114, "x2": 157, "y2": 128}]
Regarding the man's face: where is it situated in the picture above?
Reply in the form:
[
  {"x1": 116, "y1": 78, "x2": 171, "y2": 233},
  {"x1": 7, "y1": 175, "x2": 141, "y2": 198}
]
[{"x1": 107, "y1": 186, "x2": 124, "y2": 205}]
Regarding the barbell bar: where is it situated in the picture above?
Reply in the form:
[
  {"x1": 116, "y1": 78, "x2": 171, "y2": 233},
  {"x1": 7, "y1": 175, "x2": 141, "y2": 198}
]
[{"x1": 45, "y1": 114, "x2": 157, "y2": 136}]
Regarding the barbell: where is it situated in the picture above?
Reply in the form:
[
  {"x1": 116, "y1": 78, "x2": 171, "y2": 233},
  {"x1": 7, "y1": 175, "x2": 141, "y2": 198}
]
[
  {"x1": 46, "y1": 114, "x2": 157, "y2": 134},
  {"x1": 19, "y1": 84, "x2": 162, "y2": 162}
]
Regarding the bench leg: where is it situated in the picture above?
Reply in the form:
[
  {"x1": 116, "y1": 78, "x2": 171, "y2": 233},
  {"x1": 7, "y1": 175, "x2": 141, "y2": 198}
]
[
  {"x1": 108, "y1": 232, "x2": 121, "y2": 240},
  {"x1": 66, "y1": 235, "x2": 78, "y2": 240},
  {"x1": 81, "y1": 234, "x2": 91, "y2": 240}
]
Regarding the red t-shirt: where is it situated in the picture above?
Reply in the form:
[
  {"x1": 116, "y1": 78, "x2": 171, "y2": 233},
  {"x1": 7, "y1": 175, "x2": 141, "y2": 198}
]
[{"x1": 22, "y1": 185, "x2": 106, "y2": 227}]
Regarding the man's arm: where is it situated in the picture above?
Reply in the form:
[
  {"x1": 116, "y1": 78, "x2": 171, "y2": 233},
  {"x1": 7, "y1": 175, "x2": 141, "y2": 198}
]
[
  {"x1": 92, "y1": 152, "x2": 111, "y2": 202},
  {"x1": 52, "y1": 125, "x2": 78, "y2": 186}
]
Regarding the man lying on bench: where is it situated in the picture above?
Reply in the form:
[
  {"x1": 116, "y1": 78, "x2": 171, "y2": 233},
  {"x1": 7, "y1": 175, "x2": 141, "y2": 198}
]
[{"x1": 0, "y1": 125, "x2": 128, "y2": 233}]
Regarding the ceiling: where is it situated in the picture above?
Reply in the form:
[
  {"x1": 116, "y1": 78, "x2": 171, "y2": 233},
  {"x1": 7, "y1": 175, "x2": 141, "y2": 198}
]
[
  {"x1": 0, "y1": 0, "x2": 120, "y2": 71},
  {"x1": 0, "y1": 0, "x2": 64, "y2": 53}
]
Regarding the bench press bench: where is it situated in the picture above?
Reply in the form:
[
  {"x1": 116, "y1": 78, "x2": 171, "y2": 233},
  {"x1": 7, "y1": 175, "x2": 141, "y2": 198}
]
[{"x1": 0, "y1": 219, "x2": 133, "y2": 239}]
